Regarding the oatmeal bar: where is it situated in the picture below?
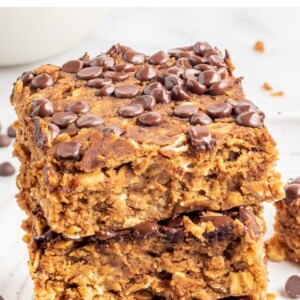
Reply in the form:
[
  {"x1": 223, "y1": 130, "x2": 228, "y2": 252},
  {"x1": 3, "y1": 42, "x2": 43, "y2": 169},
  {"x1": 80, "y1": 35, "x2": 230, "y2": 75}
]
[
  {"x1": 266, "y1": 177, "x2": 300, "y2": 263},
  {"x1": 24, "y1": 205, "x2": 267, "y2": 300},
  {"x1": 12, "y1": 42, "x2": 283, "y2": 237}
]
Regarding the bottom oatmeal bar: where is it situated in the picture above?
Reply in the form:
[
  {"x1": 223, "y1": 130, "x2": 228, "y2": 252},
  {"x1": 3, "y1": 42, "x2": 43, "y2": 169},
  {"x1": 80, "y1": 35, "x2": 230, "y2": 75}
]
[
  {"x1": 266, "y1": 177, "x2": 300, "y2": 263},
  {"x1": 24, "y1": 206, "x2": 267, "y2": 300}
]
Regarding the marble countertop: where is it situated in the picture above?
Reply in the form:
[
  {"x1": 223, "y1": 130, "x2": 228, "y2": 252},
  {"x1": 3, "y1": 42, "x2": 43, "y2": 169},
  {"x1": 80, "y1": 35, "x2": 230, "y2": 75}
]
[{"x1": 0, "y1": 7, "x2": 299, "y2": 299}]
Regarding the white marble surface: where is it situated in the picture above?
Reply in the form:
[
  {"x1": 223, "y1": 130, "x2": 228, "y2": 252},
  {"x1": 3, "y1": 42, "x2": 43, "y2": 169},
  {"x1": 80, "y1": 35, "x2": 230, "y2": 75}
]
[{"x1": 0, "y1": 7, "x2": 300, "y2": 300}]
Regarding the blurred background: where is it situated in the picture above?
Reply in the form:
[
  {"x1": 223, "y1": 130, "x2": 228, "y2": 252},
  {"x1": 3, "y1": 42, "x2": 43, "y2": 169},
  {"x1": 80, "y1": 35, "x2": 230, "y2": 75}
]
[{"x1": 0, "y1": 7, "x2": 299, "y2": 299}]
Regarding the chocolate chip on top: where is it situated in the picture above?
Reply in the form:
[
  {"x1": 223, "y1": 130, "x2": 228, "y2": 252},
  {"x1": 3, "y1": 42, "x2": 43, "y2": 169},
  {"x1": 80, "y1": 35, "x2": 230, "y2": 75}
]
[
  {"x1": 135, "y1": 66, "x2": 157, "y2": 81},
  {"x1": 114, "y1": 85, "x2": 139, "y2": 98},
  {"x1": 148, "y1": 51, "x2": 169, "y2": 65},
  {"x1": 207, "y1": 103, "x2": 232, "y2": 118},
  {"x1": 20, "y1": 71, "x2": 34, "y2": 85},
  {"x1": 90, "y1": 55, "x2": 115, "y2": 70},
  {"x1": 123, "y1": 49, "x2": 146, "y2": 65},
  {"x1": 65, "y1": 100, "x2": 90, "y2": 114},
  {"x1": 118, "y1": 104, "x2": 144, "y2": 118},
  {"x1": 131, "y1": 95, "x2": 156, "y2": 110},
  {"x1": 56, "y1": 141, "x2": 82, "y2": 160},
  {"x1": 236, "y1": 111, "x2": 262, "y2": 128},
  {"x1": 77, "y1": 67, "x2": 102, "y2": 80},
  {"x1": 62, "y1": 60, "x2": 84, "y2": 73},
  {"x1": 138, "y1": 112, "x2": 162, "y2": 126},
  {"x1": 53, "y1": 112, "x2": 77, "y2": 128},
  {"x1": 32, "y1": 98, "x2": 54, "y2": 117},
  {"x1": 31, "y1": 74, "x2": 54, "y2": 89},
  {"x1": 188, "y1": 126, "x2": 216, "y2": 152},
  {"x1": 76, "y1": 114, "x2": 104, "y2": 128},
  {"x1": 285, "y1": 178, "x2": 300, "y2": 204},
  {"x1": 173, "y1": 104, "x2": 198, "y2": 118},
  {"x1": 190, "y1": 112, "x2": 213, "y2": 126}
]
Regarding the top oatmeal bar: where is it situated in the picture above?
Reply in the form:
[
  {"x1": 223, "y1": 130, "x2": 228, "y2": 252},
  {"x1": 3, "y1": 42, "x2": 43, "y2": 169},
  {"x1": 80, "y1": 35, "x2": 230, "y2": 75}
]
[{"x1": 12, "y1": 42, "x2": 283, "y2": 238}]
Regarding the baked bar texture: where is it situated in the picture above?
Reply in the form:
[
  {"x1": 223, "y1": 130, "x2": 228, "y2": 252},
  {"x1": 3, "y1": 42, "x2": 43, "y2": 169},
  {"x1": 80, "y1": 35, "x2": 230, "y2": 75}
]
[
  {"x1": 266, "y1": 177, "x2": 300, "y2": 263},
  {"x1": 23, "y1": 205, "x2": 267, "y2": 300},
  {"x1": 12, "y1": 42, "x2": 283, "y2": 238}
]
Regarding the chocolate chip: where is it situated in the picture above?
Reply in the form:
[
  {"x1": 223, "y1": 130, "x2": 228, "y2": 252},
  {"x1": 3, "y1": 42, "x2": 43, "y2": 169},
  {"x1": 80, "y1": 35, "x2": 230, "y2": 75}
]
[
  {"x1": 186, "y1": 79, "x2": 207, "y2": 95},
  {"x1": 104, "y1": 71, "x2": 129, "y2": 82},
  {"x1": 188, "y1": 126, "x2": 216, "y2": 152},
  {"x1": 168, "y1": 47, "x2": 191, "y2": 57},
  {"x1": 150, "y1": 88, "x2": 171, "y2": 104},
  {"x1": 212, "y1": 216, "x2": 234, "y2": 230},
  {"x1": 87, "y1": 78, "x2": 112, "y2": 88},
  {"x1": 216, "y1": 67, "x2": 228, "y2": 79},
  {"x1": 53, "y1": 112, "x2": 77, "y2": 128},
  {"x1": 33, "y1": 101, "x2": 54, "y2": 117},
  {"x1": 7, "y1": 125, "x2": 16, "y2": 138},
  {"x1": 31, "y1": 74, "x2": 54, "y2": 89},
  {"x1": 238, "y1": 207, "x2": 260, "y2": 238},
  {"x1": 114, "y1": 85, "x2": 139, "y2": 98},
  {"x1": 192, "y1": 41, "x2": 212, "y2": 55},
  {"x1": 174, "y1": 51, "x2": 193, "y2": 59},
  {"x1": 132, "y1": 221, "x2": 159, "y2": 238},
  {"x1": 165, "y1": 75, "x2": 184, "y2": 90},
  {"x1": 226, "y1": 98, "x2": 239, "y2": 108},
  {"x1": 62, "y1": 60, "x2": 83, "y2": 73},
  {"x1": 208, "y1": 80, "x2": 229, "y2": 95},
  {"x1": 48, "y1": 123, "x2": 60, "y2": 139},
  {"x1": 174, "y1": 105, "x2": 198, "y2": 118},
  {"x1": 20, "y1": 71, "x2": 34, "y2": 85},
  {"x1": 166, "y1": 66, "x2": 184, "y2": 77},
  {"x1": 236, "y1": 112, "x2": 262, "y2": 128},
  {"x1": 172, "y1": 85, "x2": 191, "y2": 101},
  {"x1": 176, "y1": 57, "x2": 192, "y2": 69},
  {"x1": 164, "y1": 215, "x2": 183, "y2": 228},
  {"x1": 198, "y1": 70, "x2": 221, "y2": 87},
  {"x1": 102, "y1": 126, "x2": 123, "y2": 136},
  {"x1": 208, "y1": 55, "x2": 227, "y2": 68},
  {"x1": 34, "y1": 229, "x2": 58, "y2": 246},
  {"x1": 118, "y1": 104, "x2": 144, "y2": 118},
  {"x1": 183, "y1": 69, "x2": 200, "y2": 81},
  {"x1": 90, "y1": 55, "x2": 114, "y2": 70},
  {"x1": 194, "y1": 64, "x2": 217, "y2": 72},
  {"x1": 65, "y1": 100, "x2": 90, "y2": 114},
  {"x1": 207, "y1": 103, "x2": 232, "y2": 118},
  {"x1": 76, "y1": 114, "x2": 104, "y2": 128},
  {"x1": 285, "y1": 275, "x2": 300, "y2": 298},
  {"x1": 96, "y1": 84, "x2": 115, "y2": 96},
  {"x1": 31, "y1": 98, "x2": 51, "y2": 108},
  {"x1": 56, "y1": 141, "x2": 81, "y2": 160},
  {"x1": 143, "y1": 82, "x2": 164, "y2": 95},
  {"x1": 188, "y1": 54, "x2": 207, "y2": 66},
  {"x1": 0, "y1": 162, "x2": 15, "y2": 176},
  {"x1": 112, "y1": 63, "x2": 135, "y2": 72},
  {"x1": 148, "y1": 51, "x2": 169, "y2": 65},
  {"x1": 138, "y1": 112, "x2": 162, "y2": 126},
  {"x1": 203, "y1": 48, "x2": 221, "y2": 58},
  {"x1": 123, "y1": 49, "x2": 146, "y2": 65},
  {"x1": 190, "y1": 112, "x2": 213, "y2": 125},
  {"x1": 0, "y1": 134, "x2": 11, "y2": 147},
  {"x1": 285, "y1": 184, "x2": 300, "y2": 204},
  {"x1": 77, "y1": 67, "x2": 102, "y2": 80},
  {"x1": 234, "y1": 101, "x2": 258, "y2": 115},
  {"x1": 135, "y1": 66, "x2": 157, "y2": 81},
  {"x1": 132, "y1": 95, "x2": 156, "y2": 110}
]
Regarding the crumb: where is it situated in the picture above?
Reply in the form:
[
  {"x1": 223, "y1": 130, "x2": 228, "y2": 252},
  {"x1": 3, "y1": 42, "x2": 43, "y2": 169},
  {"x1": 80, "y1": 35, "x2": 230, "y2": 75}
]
[
  {"x1": 262, "y1": 82, "x2": 272, "y2": 91},
  {"x1": 267, "y1": 292, "x2": 276, "y2": 299},
  {"x1": 270, "y1": 91, "x2": 284, "y2": 97},
  {"x1": 254, "y1": 40, "x2": 265, "y2": 52}
]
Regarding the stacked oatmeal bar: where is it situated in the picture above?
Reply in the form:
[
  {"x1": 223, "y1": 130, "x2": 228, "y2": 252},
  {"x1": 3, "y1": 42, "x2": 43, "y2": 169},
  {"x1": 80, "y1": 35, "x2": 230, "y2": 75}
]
[
  {"x1": 12, "y1": 42, "x2": 283, "y2": 299},
  {"x1": 267, "y1": 177, "x2": 300, "y2": 263}
]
